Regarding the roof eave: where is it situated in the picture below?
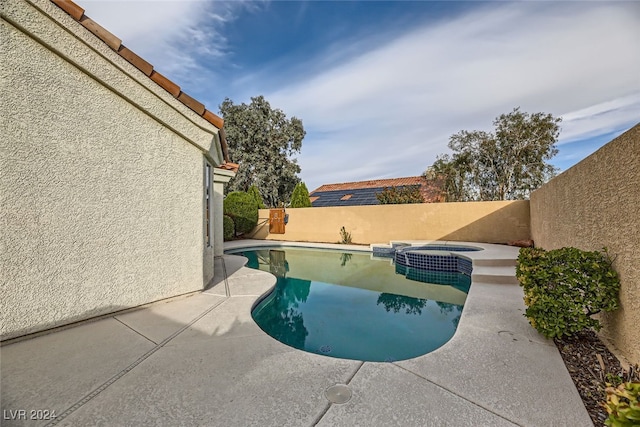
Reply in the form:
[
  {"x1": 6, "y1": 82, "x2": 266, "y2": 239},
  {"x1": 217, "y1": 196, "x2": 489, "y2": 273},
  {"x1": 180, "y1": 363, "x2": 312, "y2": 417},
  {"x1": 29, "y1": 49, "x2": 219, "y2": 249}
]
[{"x1": 49, "y1": 0, "x2": 231, "y2": 167}]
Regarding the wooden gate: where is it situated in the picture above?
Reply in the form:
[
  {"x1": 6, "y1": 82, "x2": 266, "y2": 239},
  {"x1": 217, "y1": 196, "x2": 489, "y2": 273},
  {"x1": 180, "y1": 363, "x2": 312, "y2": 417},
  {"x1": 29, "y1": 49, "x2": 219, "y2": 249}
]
[{"x1": 269, "y1": 208, "x2": 286, "y2": 234}]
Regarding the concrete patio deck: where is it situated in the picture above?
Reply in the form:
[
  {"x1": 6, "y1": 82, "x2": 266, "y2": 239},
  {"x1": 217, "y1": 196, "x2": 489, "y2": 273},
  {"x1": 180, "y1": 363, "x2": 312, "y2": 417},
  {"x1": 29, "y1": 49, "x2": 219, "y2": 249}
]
[{"x1": 1, "y1": 241, "x2": 592, "y2": 426}]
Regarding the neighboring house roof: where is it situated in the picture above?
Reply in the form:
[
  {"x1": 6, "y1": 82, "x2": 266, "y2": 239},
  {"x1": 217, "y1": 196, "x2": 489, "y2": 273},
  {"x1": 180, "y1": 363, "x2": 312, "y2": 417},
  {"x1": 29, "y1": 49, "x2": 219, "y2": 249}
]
[
  {"x1": 49, "y1": 0, "x2": 238, "y2": 172},
  {"x1": 309, "y1": 176, "x2": 444, "y2": 207}
]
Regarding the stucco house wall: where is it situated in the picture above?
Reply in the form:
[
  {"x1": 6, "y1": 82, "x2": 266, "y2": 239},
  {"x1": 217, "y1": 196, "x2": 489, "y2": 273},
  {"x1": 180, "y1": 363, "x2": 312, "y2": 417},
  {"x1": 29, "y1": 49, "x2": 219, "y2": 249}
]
[
  {"x1": 530, "y1": 124, "x2": 640, "y2": 365},
  {"x1": 1, "y1": 0, "x2": 227, "y2": 339}
]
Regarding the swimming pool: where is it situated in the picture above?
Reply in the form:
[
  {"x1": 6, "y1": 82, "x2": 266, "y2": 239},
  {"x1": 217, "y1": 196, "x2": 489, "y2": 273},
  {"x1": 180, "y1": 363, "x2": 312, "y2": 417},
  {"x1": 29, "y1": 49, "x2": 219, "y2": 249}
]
[{"x1": 226, "y1": 246, "x2": 473, "y2": 362}]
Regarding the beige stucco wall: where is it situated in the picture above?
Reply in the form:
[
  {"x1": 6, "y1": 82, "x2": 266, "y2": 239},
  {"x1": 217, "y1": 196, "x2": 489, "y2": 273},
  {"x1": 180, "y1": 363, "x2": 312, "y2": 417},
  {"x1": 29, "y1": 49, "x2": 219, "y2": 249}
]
[
  {"x1": 1, "y1": 0, "x2": 223, "y2": 339},
  {"x1": 253, "y1": 201, "x2": 530, "y2": 245},
  {"x1": 530, "y1": 124, "x2": 640, "y2": 365}
]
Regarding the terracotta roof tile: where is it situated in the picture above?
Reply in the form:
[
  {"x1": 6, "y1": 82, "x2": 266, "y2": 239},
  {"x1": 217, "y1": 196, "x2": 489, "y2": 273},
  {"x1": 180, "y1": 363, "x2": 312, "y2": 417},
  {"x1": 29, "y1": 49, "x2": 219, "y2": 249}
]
[
  {"x1": 49, "y1": 0, "x2": 231, "y2": 163},
  {"x1": 79, "y1": 16, "x2": 121, "y2": 51},
  {"x1": 178, "y1": 92, "x2": 205, "y2": 116},
  {"x1": 202, "y1": 109, "x2": 224, "y2": 129},
  {"x1": 312, "y1": 177, "x2": 428, "y2": 193},
  {"x1": 117, "y1": 45, "x2": 153, "y2": 76},
  {"x1": 218, "y1": 162, "x2": 239, "y2": 173},
  {"x1": 150, "y1": 71, "x2": 180, "y2": 97}
]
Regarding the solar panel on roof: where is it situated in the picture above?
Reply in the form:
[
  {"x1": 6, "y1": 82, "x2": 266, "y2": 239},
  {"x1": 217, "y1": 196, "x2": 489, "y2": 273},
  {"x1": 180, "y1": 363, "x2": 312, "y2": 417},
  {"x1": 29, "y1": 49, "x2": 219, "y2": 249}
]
[{"x1": 310, "y1": 187, "x2": 398, "y2": 207}]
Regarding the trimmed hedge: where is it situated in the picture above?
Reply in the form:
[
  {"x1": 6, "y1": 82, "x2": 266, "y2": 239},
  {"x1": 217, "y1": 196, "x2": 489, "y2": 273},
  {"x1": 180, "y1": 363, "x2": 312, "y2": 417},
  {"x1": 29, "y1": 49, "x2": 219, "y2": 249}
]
[
  {"x1": 516, "y1": 246, "x2": 620, "y2": 338},
  {"x1": 224, "y1": 191, "x2": 258, "y2": 235},
  {"x1": 223, "y1": 215, "x2": 235, "y2": 241}
]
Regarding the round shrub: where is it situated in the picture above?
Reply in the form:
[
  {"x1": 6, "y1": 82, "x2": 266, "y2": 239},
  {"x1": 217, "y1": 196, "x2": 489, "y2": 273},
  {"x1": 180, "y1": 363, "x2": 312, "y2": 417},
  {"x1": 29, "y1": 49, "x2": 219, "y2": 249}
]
[
  {"x1": 224, "y1": 191, "x2": 258, "y2": 235},
  {"x1": 223, "y1": 215, "x2": 235, "y2": 241},
  {"x1": 516, "y1": 246, "x2": 620, "y2": 338}
]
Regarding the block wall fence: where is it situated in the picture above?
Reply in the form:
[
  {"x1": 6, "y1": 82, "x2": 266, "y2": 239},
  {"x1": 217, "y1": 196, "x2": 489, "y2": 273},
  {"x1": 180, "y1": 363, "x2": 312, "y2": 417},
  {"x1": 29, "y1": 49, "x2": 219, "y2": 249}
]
[
  {"x1": 531, "y1": 124, "x2": 640, "y2": 365},
  {"x1": 253, "y1": 200, "x2": 531, "y2": 245}
]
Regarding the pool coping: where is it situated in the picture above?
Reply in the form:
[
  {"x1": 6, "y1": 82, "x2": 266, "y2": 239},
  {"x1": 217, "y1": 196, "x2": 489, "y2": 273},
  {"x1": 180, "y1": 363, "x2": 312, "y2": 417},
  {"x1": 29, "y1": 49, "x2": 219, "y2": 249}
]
[{"x1": 223, "y1": 239, "x2": 520, "y2": 269}]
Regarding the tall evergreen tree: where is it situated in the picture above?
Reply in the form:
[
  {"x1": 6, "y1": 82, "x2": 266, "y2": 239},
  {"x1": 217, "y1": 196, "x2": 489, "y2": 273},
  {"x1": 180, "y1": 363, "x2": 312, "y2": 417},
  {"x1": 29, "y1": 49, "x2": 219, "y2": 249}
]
[{"x1": 290, "y1": 182, "x2": 312, "y2": 208}]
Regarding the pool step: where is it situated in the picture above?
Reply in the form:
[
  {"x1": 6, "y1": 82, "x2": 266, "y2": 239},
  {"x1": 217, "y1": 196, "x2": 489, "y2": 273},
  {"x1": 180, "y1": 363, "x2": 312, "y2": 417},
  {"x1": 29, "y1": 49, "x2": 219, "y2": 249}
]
[
  {"x1": 471, "y1": 257, "x2": 517, "y2": 267},
  {"x1": 472, "y1": 265, "x2": 519, "y2": 285}
]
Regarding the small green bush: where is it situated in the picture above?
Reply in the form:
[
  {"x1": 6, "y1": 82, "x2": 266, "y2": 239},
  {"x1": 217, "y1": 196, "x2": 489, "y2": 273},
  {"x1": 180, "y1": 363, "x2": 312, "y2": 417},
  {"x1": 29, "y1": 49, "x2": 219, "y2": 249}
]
[
  {"x1": 248, "y1": 185, "x2": 266, "y2": 209},
  {"x1": 290, "y1": 182, "x2": 312, "y2": 208},
  {"x1": 603, "y1": 382, "x2": 640, "y2": 426},
  {"x1": 516, "y1": 246, "x2": 620, "y2": 338},
  {"x1": 224, "y1": 191, "x2": 258, "y2": 235},
  {"x1": 223, "y1": 215, "x2": 235, "y2": 241}
]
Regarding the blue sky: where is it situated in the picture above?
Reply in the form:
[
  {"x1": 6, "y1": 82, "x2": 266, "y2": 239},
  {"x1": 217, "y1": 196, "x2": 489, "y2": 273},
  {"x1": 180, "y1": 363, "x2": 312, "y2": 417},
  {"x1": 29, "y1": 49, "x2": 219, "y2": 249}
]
[{"x1": 77, "y1": 0, "x2": 640, "y2": 192}]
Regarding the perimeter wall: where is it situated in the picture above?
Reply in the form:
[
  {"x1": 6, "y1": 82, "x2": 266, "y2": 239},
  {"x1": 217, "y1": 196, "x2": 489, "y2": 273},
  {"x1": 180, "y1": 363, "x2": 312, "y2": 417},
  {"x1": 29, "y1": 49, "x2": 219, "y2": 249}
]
[
  {"x1": 530, "y1": 124, "x2": 640, "y2": 364},
  {"x1": 253, "y1": 200, "x2": 531, "y2": 245}
]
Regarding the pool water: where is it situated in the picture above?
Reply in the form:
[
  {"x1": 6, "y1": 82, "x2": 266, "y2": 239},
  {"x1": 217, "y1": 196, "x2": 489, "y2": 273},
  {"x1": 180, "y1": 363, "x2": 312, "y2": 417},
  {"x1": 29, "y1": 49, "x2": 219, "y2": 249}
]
[{"x1": 227, "y1": 246, "x2": 470, "y2": 362}]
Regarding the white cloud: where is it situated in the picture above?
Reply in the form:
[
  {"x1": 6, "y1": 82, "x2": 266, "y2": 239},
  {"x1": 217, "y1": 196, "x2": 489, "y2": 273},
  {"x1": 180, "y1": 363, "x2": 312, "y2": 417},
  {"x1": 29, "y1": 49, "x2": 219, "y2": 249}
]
[
  {"x1": 261, "y1": 2, "x2": 640, "y2": 190},
  {"x1": 558, "y1": 93, "x2": 640, "y2": 144},
  {"x1": 74, "y1": 1, "x2": 639, "y2": 191}
]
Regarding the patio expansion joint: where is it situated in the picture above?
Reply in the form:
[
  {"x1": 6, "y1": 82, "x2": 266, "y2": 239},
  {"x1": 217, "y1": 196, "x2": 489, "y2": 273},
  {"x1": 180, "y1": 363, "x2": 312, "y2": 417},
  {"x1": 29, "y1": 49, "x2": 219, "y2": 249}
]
[
  {"x1": 391, "y1": 363, "x2": 524, "y2": 427},
  {"x1": 43, "y1": 297, "x2": 229, "y2": 426},
  {"x1": 311, "y1": 361, "x2": 365, "y2": 426},
  {"x1": 113, "y1": 316, "x2": 158, "y2": 345}
]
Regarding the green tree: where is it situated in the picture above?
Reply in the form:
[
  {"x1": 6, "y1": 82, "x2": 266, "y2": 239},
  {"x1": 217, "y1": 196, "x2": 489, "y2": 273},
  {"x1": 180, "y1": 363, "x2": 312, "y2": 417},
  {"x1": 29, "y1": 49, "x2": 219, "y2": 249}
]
[
  {"x1": 425, "y1": 157, "x2": 469, "y2": 202},
  {"x1": 248, "y1": 185, "x2": 266, "y2": 209},
  {"x1": 427, "y1": 108, "x2": 561, "y2": 201},
  {"x1": 290, "y1": 182, "x2": 312, "y2": 208},
  {"x1": 219, "y1": 96, "x2": 305, "y2": 207},
  {"x1": 376, "y1": 185, "x2": 425, "y2": 204}
]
